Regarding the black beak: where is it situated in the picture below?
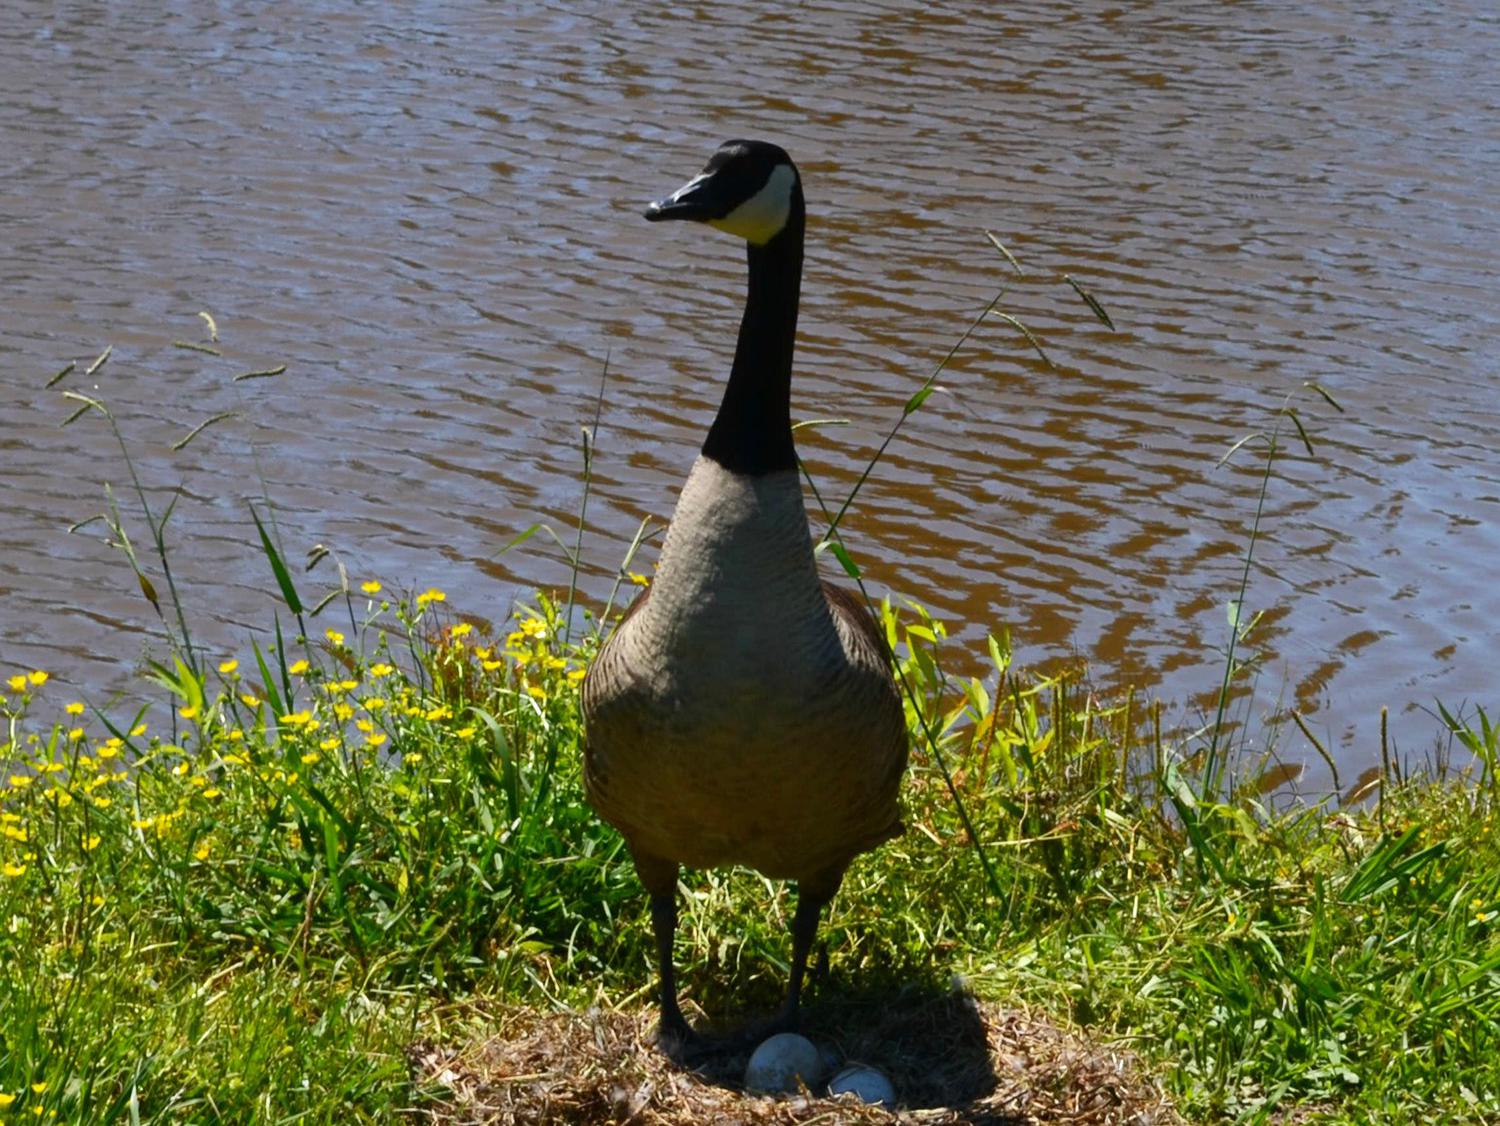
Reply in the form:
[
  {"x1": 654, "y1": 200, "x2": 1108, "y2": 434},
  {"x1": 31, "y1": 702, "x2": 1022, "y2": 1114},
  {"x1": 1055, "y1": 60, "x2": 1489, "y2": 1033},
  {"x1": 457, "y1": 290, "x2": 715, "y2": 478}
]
[{"x1": 644, "y1": 172, "x2": 723, "y2": 223}]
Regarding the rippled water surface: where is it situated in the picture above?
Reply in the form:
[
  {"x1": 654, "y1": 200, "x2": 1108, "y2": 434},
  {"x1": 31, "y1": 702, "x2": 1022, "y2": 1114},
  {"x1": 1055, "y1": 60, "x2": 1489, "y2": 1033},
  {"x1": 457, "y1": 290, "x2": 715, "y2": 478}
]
[{"x1": 4, "y1": 2, "x2": 1498, "y2": 778}]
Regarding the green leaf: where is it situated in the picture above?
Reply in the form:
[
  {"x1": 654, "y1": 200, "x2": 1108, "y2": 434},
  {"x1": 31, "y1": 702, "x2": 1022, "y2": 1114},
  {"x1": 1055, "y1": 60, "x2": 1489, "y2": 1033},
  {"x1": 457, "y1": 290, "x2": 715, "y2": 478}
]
[
  {"x1": 828, "y1": 541, "x2": 861, "y2": 579},
  {"x1": 495, "y1": 522, "x2": 546, "y2": 559},
  {"x1": 249, "y1": 502, "x2": 303, "y2": 615},
  {"x1": 904, "y1": 384, "x2": 936, "y2": 416},
  {"x1": 250, "y1": 636, "x2": 287, "y2": 718}
]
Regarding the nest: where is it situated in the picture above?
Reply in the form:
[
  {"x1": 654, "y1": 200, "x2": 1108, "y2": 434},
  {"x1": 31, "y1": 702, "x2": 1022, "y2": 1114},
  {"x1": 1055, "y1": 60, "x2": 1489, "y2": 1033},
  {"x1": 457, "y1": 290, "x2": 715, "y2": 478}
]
[{"x1": 407, "y1": 988, "x2": 1181, "y2": 1125}]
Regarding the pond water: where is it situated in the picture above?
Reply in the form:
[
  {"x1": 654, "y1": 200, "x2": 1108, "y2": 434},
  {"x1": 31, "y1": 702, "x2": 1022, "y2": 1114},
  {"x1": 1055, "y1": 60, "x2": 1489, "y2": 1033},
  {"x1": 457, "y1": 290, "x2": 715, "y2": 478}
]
[{"x1": 3, "y1": 2, "x2": 1498, "y2": 783}]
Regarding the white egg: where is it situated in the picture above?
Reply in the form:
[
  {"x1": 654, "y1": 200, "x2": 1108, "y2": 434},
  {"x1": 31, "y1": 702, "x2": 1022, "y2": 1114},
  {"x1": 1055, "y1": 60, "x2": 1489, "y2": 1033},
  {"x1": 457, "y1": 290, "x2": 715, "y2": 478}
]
[
  {"x1": 828, "y1": 1063, "x2": 896, "y2": 1106},
  {"x1": 745, "y1": 1032, "x2": 823, "y2": 1094}
]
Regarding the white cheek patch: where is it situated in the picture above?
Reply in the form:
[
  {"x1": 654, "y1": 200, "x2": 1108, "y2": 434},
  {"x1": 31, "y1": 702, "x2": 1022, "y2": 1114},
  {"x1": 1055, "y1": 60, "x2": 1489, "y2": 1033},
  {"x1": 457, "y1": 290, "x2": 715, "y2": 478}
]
[{"x1": 710, "y1": 163, "x2": 796, "y2": 245}]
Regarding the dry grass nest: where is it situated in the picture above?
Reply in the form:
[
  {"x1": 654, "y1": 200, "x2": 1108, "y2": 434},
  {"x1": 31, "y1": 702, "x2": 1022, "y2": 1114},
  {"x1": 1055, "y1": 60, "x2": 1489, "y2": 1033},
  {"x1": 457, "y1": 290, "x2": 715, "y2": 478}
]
[{"x1": 407, "y1": 987, "x2": 1181, "y2": 1125}]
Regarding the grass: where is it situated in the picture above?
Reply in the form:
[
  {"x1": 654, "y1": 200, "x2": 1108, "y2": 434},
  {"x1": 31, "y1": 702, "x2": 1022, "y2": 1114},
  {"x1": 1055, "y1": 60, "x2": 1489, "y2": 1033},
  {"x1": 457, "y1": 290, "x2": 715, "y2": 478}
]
[
  {"x1": 3, "y1": 306, "x2": 1498, "y2": 1123},
  {"x1": 3, "y1": 583, "x2": 1498, "y2": 1122}
]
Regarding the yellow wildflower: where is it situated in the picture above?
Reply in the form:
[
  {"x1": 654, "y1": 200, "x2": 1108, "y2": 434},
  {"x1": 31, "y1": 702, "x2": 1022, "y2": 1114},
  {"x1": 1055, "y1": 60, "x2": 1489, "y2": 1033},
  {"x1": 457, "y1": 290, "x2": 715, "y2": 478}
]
[
  {"x1": 37, "y1": 763, "x2": 64, "y2": 774},
  {"x1": 365, "y1": 697, "x2": 386, "y2": 711},
  {"x1": 0, "y1": 1093, "x2": 14, "y2": 1108},
  {"x1": 366, "y1": 732, "x2": 387, "y2": 748},
  {"x1": 219, "y1": 659, "x2": 239, "y2": 675},
  {"x1": 289, "y1": 659, "x2": 310, "y2": 676},
  {"x1": 356, "y1": 719, "x2": 374, "y2": 734},
  {"x1": 132, "y1": 817, "x2": 156, "y2": 831},
  {"x1": 2, "y1": 862, "x2": 25, "y2": 878},
  {"x1": 92, "y1": 796, "x2": 112, "y2": 809},
  {"x1": 202, "y1": 788, "x2": 222, "y2": 799},
  {"x1": 525, "y1": 684, "x2": 546, "y2": 700},
  {"x1": 405, "y1": 752, "x2": 423, "y2": 765},
  {"x1": 567, "y1": 668, "x2": 587, "y2": 683},
  {"x1": 369, "y1": 663, "x2": 394, "y2": 678},
  {"x1": 280, "y1": 710, "x2": 313, "y2": 728},
  {"x1": 194, "y1": 842, "x2": 211, "y2": 861},
  {"x1": 8, "y1": 775, "x2": 33, "y2": 789},
  {"x1": 628, "y1": 571, "x2": 650, "y2": 587},
  {"x1": 174, "y1": 762, "x2": 190, "y2": 777},
  {"x1": 450, "y1": 622, "x2": 473, "y2": 639},
  {"x1": 188, "y1": 775, "x2": 207, "y2": 788},
  {"x1": 475, "y1": 646, "x2": 492, "y2": 660},
  {"x1": 240, "y1": 694, "x2": 261, "y2": 708},
  {"x1": 320, "y1": 736, "x2": 340, "y2": 751},
  {"x1": 482, "y1": 659, "x2": 505, "y2": 672},
  {"x1": 229, "y1": 729, "x2": 245, "y2": 742},
  {"x1": 7, "y1": 675, "x2": 27, "y2": 693},
  {"x1": 424, "y1": 706, "x2": 451, "y2": 722},
  {"x1": 301, "y1": 752, "x2": 321, "y2": 766},
  {"x1": 456, "y1": 725, "x2": 477, "y2": 739},
  {"x1": 325, "y1": 628, "x2": 345, "y2": 646},
  {"x1": 361, "y1": 580, "x2": 382, "y2": 595},
  {"x1": 520, "y1": 618, "x2": 547, "y2": 639},
  {"x1": 65, "y1": 702, "x2": 85, "y2": 716},
  {"x1": 179, "y1": 704, "x2": 200, "y2": 720},
  {"x1": 84, "y1": 834, "x2": 101, "y2": 852},
  {"x1": 68, "y1": 727, "x2": 84, "y2": 741},
  {"x1": 333, "y1": 703, "x2": 353, "y2": 722},
  {"x1": 416, "y1": 588, "x2": 446, "y2": 607},
  {"x1": 98, "y1": 739, "x2": 122, "y2": 759},
  {"x1": 130, "y1": 723, "x2": 147, "y2": 738},
  {"x1": 27, "y1": 670, "x2": 48, "y2": 687},
  {"x1": 30, "y1": 1082, "x2": 46, "y2": 1095}
]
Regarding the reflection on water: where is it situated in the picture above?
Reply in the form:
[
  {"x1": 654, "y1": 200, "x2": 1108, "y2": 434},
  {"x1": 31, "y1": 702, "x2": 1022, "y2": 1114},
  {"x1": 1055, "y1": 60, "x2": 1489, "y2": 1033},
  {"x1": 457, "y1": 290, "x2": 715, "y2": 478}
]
[{"x1": 2, "y1": 2, "x2": 1498, "y2": 780}]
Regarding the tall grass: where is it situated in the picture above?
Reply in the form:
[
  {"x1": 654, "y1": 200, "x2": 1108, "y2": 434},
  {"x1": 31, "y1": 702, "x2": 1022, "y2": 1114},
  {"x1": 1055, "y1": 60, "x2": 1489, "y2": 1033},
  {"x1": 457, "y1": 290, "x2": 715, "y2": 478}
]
[{"x1": 1, "y1": 307, "x2": 1497, "y2": 1124}]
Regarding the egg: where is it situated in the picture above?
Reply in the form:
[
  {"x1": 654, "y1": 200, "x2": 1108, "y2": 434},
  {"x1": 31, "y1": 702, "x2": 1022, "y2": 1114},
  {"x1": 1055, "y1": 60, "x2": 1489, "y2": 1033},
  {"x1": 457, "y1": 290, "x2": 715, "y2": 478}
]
[
  {"x1": 744, "y1": 1032, "x2": 823, "y2": 1094},
  {"x1": 828, "y1": 1063, "x2": 895, "y2": 1106}
]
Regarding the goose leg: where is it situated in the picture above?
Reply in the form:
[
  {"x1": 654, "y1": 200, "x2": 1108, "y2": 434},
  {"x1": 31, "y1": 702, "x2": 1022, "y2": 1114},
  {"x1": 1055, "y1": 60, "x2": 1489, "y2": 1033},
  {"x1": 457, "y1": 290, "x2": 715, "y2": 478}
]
[
  {"x1": 631, "y1": 847, "x2": 697, "y2": 1048},
  {"x1": 771, "y1": 863, "x2": 847, "y2": 1032}
]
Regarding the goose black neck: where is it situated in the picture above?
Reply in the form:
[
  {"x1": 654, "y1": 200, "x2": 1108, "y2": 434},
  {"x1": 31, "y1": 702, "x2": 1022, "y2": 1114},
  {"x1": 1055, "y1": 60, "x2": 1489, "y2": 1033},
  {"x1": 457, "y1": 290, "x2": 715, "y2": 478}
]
[{"x1": 701, "y1": 204, "x2": 804, "y2": 476}]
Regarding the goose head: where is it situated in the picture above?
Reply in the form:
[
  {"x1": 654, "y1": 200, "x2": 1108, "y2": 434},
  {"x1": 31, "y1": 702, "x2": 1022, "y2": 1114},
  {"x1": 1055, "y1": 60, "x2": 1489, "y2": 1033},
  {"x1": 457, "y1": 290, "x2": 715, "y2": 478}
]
[{"x1": 645, "y1": 139, "x2": 802, "y2": 247}]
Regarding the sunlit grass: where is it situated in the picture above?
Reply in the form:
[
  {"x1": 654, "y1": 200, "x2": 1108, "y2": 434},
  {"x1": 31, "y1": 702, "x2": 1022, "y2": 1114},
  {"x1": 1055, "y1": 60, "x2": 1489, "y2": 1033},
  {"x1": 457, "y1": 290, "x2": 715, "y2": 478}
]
[{"x1": 3, "y1": 587, "x2": 1498, "y2": 1122}]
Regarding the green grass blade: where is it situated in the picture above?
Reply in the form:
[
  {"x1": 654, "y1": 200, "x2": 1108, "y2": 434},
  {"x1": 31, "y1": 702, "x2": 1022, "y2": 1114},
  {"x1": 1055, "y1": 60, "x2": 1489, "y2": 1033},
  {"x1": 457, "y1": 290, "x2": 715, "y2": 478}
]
[{"x1": 249, "y1": 502, "x2": 303, "y2": 616}]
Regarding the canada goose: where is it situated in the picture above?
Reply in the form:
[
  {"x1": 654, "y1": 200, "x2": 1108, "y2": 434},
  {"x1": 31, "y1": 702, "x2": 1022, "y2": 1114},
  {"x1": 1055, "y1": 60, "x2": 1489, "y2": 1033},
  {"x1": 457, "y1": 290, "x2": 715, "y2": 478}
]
[{"x1": 581, "y1": 140, "x2": 908, "y2": 1049}]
